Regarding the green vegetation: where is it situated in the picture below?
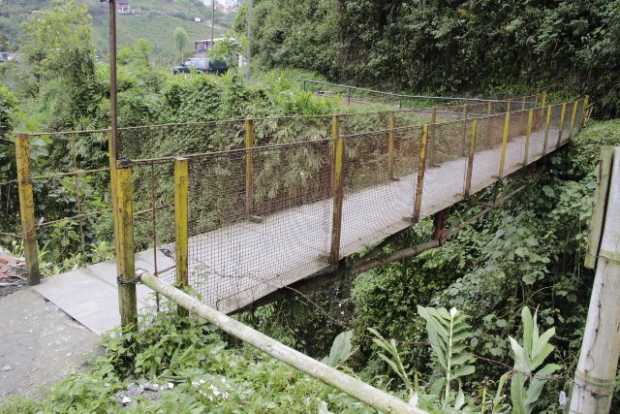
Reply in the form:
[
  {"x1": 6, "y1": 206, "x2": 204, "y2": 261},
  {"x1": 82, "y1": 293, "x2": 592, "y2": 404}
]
[
  {"x1": 236, "y1": 0, "x2": 620, "y2": 117},
  {"x1": 0, "y1": 0, "x2": 234, "y2": 64}
]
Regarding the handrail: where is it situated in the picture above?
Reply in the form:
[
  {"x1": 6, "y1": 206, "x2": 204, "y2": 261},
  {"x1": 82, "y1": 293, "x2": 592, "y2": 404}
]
[
  {"x1": 140, "y1": 273, "x2": 426, "y2": 414},
  {"x1": 302, "y1": 79, "x2": 533, "y2": 104}
]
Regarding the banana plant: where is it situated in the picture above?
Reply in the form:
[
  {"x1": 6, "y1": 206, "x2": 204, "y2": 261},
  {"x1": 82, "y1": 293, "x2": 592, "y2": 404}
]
[
  {"x1": 417, "y1": 306, "x2": 476, "y2": 406},
  {"x1": 508, "y1": 307, "x2": 560, "y2": 414}
]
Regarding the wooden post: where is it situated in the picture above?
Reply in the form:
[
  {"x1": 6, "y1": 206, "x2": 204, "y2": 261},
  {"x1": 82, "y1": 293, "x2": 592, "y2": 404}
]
[
  {"x1": 582, "y1": 95, "x2": 590, "y2": 128},
  {"x1": 115, "y1": 163, "x2": 137, "y2": 330},
  {"x1": 140, "y1": 273, "x2": 425, "y2": 414},
  {"x1": 464, "y1": 119, "x2": 477, "y2": 199},
  {"x1": 487, "y1": 101, "x2": 492, "y2": 115},
  {"x1": 108, "y1": 131, "x2": 120, "y2": 269},
  {"x1": 540, "y1": 92, "x2": 547, "y2": 109},
  {"x1": 498, "y1": 108, "x2": 511, "y2": 178},
  {"x1": 413, "y1": 125, "x2": 429, "y2": 222},
  {"x1": 569, "y1": 99, "x2": 579, "y2": 140},
  {"x1": 330, "y1": 131, "x2": 345, "y2": 264},
  {"x1": 244, "y1": 117, "x2": 255, "y2": 217},
  {"x1": 523, "y1": 109, "x2": 533, "y2": 165},
  {"x1": 15, "y1": 134, "x2": 40, "y2": 285},
  {"x1": 387, "y1": 113, "x2": 396, "y2": 180},
  {"x1": 462, "y1": 103, "x2": 468, "y2": 157},
  {"x1": 557, "y1": 102, "x2": 567, "y2": 148},
  {"x1": 569, "y1": 147, "x2": 620, "y2": 414},
  {"x1": 174, "y1": 158, "x2": 189, "y2": 301},
  {"x1": 542, "y1": 105, "x2": 552, "y2": 155}
]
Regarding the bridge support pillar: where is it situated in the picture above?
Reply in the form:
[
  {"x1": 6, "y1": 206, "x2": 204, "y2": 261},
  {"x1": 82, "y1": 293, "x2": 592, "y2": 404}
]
[
  {"x1": 15, "y1": 134, "x2": 40, "y2": 285},
  {"x1": 413, "y1": 125, "x2": 429, "y2": 222},
  {"x1": 115, "y1": 161, "x2": 138, "y2": 331},
  {"x1": 174, "y1": 157, "x2": 190, "y2": 316},
  {"x1": 330, "y1": 127, "x2": 345, "y2": 264}
]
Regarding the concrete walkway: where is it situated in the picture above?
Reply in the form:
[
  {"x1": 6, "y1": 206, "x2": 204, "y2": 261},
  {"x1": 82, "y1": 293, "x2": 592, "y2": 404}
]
[
  {"x1": 0, "y1": 289, "x2": 100, "y2": 399},
  {"x1": 33, "y1": 125, "x2": 568, "y2": 335}
]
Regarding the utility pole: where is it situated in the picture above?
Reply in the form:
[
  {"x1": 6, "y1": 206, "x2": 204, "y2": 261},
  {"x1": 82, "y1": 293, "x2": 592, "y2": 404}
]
[
  {"x1": 211, "y1": 0, "x2": 215, "y2": 47},
  {"x1": 246, "y1": 0, "x2": 252, "y2": 81},
  {"x1": 569, "y1": 147, "x2": 620, "y2": 414}
]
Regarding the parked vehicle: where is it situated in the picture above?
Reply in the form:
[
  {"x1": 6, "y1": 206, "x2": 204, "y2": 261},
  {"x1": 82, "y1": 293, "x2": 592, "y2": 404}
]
[{"x1": 173, "y1": 57, "x2": 228, "y2": 75}]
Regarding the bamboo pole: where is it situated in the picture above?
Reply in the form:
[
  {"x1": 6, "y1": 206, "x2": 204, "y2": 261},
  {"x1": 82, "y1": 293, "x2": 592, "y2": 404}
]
[
  {"x1": 585, "y1": 148, "x2": 614, "y2": 269},
  {"x1": 413, "y1": 125, "x2": 429, "y2": 222},
  {"x1": 15, "y1": 134, "x2": 40, "y2": 285},
  {"x1": 115, "y1": 164, "x2": 137, "y2": 330},
  {"x1": 430, "y1": 106, "x2": 437, "y2": 166},
  {"x1": 244, "y1": 117, "x2": 255, "y2": 217},
  {"x1": 330, "y1": 129, "x2": 345, "y2": 264},
  {"x1": 464, "y1": 120, "x2": 477, "y2": 199},
  {"x1": 174, "y1": 157, "x2": 190, "y2": 316},
  {"x1": 523, "y1": 109, "x2": 533, "y2": 166},
  {"x1": 569, "y1": 147, "x2": 620, "y2": 414},
  {"x1": 557, "y1": 102, "x2": 567, "y2": 148},
  {"x1": 498, "y1": 108, "x2": 511, "y2": 178},
  {"x1": 140, "y1": 273, "x2": 425, "y2": 414},
  {"x1": 582, "y1": 95, "x2": 590, "y2": 128},
  {"x1": 387, "y1": 113, "x2": 396, "y2": 180},
  {"x1": 543, "y1": 105, "x2": 552, "y2": 155}
]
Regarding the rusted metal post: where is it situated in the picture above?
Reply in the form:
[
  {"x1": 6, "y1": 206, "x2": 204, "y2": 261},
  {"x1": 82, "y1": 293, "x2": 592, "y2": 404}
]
[
  {"x1": 498, "y1": 105, "x2": 511, "y2": 178},
  {"x1": 432, "y1": 210, "x2": 447, "y2": 244},
  {"x1": 174, "y1": 157, "x2": 189, "y2": 316},
  {"x1": 387, "y1": 113, "x2": 396, "y2": 180},
  {"x1": 543, "y1": 105, "x2": 552, "y2": 155},
  {"x1": 557, "y1": 102, "x2": 567, "y2": 148},
  {"x1": 413, "y1": 125, "x2": 429, "y2": 222},
  {"x1": 464, "y1": 119, "x2": 478, "y2": 199},
  {"x1": 430, "y1": 106, "x2": 437, "y2": 166},
  {"x1": 15, "y1": 134, "x2": 40, "y2": 285},
  {"x1": 330, "y1": 115, "x2": 339, "y2": 194},
  {"x1": 115, "y1": 162, "x2": 137, "y2": 330},
  {"x1": 330, "y1": 131, "x2": 345, "y2": 264},
  {"x1": 244, "y1": 117, "x2": 255, "y2": 217},
  {"x1": 569, "y1": 99, "x2": 579, "y2": 140},
  {"x1": 523, "y1": 109, "x2": 533, "y2": 165}
]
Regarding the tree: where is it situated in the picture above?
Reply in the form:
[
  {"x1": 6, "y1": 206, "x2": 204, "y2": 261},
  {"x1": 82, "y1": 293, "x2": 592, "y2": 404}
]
[
  {"x1": 21, "y1": 0, "x2": 103, "y2": 127},
  {"x1": 174, "y1": 27, "x2": 189, "y2": 64}
]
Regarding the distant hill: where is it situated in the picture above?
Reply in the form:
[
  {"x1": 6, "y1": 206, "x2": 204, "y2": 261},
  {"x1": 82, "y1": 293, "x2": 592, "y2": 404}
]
[{"x1": 0, "y1": 0, "x2": 236, "y2": 64}]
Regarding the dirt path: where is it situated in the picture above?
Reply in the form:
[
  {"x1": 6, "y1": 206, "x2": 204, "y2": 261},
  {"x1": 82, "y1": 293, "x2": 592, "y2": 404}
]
[{"x1": 0, "y1": 289, "x2": 100, "y2": 399}]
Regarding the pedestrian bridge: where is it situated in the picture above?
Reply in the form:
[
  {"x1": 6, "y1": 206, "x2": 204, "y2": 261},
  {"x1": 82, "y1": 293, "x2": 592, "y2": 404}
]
[{"x1": 29, "y1": 90, "x2": 586, "y2": 334}]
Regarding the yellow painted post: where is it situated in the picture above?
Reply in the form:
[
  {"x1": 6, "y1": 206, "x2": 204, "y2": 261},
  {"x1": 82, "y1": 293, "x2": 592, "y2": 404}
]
[
  {"x1": 413, "y1": 125, "x2": 429, "y2": 222},
  {"x1": 15, "y1": 134, "x2": 40, "y2": 285},
  {"x1": 542, "y1": 105, "x2": 552, "y2": 155},
  {"x1": 464, "y1": 119, "x2": 478, "y2": 199},
  {"x1": 174, "y1": 157, "x2": 189, "y2": 315},
  {"x1": 462, "y1": 103, "x2": 468, "y2": 156},
  {"x1": 244, "y1": 117, "x2": 255, "y2": 217},
  {"x1": 108, "y1": 131, "x2": 120, "y2": 267},
  {"x1": 330, "y1": 132, "x2": 345, "y2": 265},
  {"x1": 569, "y1": 99, "x2": 579, "y2": 140},
  {"x1": 524, "y1": 109, "x2": 533, "y2": 165},
  {"x1": 498, "y1": 109, "x2": 511, "y2": 178},
  {"x1": 115, "y1": 163, "x2": 137, "y2": 330},
  {"x1": 487, "y1": 101, "x2": 492, "y2": 115},
  {"x1": 557, "y1": 102, "x2": 567, "y2": 148},
  {"x1": 540, "y1": 92, "x2": 548, "y2": 109},
  {"x1": 581, "y1": 95, "x2": 590, "y2": 128},
  {"x1": 387, "y1": 113, "x2": 396, "y2": 180}
]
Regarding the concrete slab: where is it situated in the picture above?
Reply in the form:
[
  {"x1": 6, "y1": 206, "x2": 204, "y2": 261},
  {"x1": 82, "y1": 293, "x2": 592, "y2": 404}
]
[{"x1": 0, "y1": 289, "x2": 100, "y2": 399}]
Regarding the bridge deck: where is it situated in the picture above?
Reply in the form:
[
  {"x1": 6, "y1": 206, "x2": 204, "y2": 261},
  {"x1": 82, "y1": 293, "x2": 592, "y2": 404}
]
[{"x1": 35, "y1": 126, "x2": 564, "y2": 334}]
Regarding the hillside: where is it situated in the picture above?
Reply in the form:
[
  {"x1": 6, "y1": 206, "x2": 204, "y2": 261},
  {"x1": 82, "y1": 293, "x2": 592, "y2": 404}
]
[{"x1": 0, "y1": 0, "x2": 236, "y2": 63}]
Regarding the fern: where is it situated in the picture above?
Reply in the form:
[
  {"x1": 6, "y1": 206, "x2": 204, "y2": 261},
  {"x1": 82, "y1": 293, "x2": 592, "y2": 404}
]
[{"x1": 417, "y1": 306, "x2": 476, "y2": 405}]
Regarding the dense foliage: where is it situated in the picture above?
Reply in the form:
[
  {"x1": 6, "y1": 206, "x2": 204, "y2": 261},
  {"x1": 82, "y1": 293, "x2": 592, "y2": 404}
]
[{"x1": 237, "y1": 0, "x2": 620, "y2": 117}]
